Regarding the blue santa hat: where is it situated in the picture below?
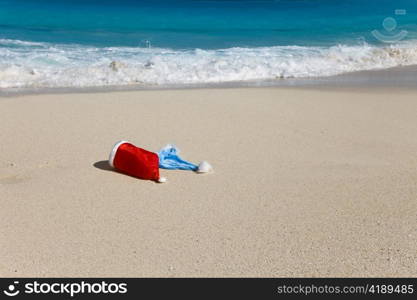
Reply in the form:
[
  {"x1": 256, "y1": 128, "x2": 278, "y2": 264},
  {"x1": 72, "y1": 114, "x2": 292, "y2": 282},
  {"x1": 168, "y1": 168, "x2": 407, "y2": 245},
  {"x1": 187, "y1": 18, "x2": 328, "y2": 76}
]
[{"x1": 158, "y1": 144, "x2": 212, "y2": 174}]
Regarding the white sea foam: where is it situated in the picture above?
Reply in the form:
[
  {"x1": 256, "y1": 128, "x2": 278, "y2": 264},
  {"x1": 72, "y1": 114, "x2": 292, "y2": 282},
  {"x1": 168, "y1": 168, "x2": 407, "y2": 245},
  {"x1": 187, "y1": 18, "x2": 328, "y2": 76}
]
[{"x1": 1, "y1": 39, "x2": 417, "y2": 88}]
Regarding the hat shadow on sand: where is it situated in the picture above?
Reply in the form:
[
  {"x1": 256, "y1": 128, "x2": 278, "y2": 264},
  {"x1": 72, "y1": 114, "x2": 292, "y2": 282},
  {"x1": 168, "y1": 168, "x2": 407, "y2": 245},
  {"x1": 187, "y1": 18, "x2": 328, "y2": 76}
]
[
  {"x1": 93, "y1": 160, "x2": 113, "y2": 172},
  {"x1": 93, "y1": 160, "x2": 159, "y2": 183}
]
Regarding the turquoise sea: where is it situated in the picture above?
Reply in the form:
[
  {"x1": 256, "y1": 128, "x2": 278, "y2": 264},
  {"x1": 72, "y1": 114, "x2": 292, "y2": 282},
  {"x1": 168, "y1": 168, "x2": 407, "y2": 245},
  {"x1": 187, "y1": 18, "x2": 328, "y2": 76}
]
[{"x1": 1, "y1": 0, "x2": 417, "y2": 88}]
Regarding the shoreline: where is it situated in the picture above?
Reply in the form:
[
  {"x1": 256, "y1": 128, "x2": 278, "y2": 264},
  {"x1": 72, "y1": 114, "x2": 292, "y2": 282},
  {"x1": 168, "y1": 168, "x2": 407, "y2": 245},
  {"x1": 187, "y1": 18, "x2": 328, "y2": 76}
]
[
  {"x1": 1, "y1": 86, "x2": 417, "y2": 277},
  {"x1": 2, "y1": 64, "x2": 417, "y2": 97}
]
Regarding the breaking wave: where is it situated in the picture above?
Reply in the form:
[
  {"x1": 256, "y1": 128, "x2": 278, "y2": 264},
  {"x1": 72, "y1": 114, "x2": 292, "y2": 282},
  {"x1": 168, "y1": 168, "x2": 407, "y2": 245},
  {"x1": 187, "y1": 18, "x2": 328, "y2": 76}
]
[{"x1": 1, "y1": 38, "x2": 417, "y2": 89}]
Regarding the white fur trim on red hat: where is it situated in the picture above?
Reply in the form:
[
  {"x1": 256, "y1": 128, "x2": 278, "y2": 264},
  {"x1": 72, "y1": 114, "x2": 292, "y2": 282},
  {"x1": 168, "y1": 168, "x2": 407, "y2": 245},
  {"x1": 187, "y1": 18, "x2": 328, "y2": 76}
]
[
  {"x1": 157, "y1": 177, "x2": 167, "y2": 183},
  {"x1": 108, "y1": 140, "x2": 129, "y2": 168}
]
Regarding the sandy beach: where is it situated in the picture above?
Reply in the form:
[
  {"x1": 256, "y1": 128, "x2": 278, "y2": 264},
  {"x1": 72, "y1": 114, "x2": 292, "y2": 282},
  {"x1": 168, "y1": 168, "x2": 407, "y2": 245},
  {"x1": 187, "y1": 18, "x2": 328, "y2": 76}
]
[{"x1": 1, "y1": 86, "x2": 416, "y2": 277}]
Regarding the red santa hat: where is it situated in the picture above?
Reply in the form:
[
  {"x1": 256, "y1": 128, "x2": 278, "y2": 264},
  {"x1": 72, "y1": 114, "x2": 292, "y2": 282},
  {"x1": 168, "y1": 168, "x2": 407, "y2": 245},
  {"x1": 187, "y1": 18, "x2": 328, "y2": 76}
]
[{"x1": 109, "y1": 141, "x2": 167, "y2": 183}]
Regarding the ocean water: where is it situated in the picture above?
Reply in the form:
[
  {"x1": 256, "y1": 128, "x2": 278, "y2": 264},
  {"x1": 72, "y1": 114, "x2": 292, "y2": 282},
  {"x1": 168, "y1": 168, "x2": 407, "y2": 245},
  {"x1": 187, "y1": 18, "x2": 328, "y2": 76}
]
[{"x1": 1, "y1": 0, "x2": 417, "y2": 89}]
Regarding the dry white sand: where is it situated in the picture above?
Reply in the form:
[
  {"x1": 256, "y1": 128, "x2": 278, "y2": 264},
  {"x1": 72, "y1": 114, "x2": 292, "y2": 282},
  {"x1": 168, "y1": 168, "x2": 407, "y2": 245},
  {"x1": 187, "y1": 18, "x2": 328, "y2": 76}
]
[{"x1": 1, "y1": 87, "x2": 416, "y2": 277}]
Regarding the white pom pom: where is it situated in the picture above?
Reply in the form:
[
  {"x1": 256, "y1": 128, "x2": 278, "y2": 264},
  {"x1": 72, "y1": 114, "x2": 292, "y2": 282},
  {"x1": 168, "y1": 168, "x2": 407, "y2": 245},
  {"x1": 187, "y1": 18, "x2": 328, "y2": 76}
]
[
  {"x1": 157, "y1": 177, "x2": 167, "y2": 183},
  {"x1": 197, "y1": 161, "x2": 213, "y2": 173}
]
